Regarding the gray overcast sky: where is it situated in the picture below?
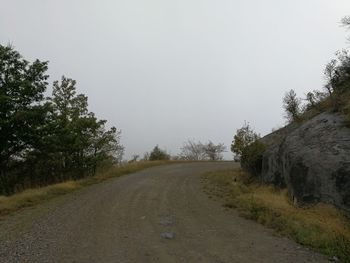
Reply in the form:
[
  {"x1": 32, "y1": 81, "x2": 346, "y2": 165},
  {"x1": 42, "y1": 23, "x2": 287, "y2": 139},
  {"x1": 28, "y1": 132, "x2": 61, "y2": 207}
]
[{"x1": 1, "y1": 1, "x2": 350, "y2": 159}]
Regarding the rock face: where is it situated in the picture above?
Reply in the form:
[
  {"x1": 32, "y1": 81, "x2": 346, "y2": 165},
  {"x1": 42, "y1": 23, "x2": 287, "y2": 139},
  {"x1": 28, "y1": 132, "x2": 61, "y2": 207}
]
[{"x1": 261, "y1": 112, "x2": 350, "y2": 213}]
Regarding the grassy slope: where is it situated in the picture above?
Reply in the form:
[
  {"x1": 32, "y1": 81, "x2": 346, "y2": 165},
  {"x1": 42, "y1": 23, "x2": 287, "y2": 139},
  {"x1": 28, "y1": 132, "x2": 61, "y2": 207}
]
[
  {"x1": 0, "y1": 161, "x2": 175, "y2": 218},
  {"x1": 202, "y1": 169, "x2": 350, "y2": 262}
]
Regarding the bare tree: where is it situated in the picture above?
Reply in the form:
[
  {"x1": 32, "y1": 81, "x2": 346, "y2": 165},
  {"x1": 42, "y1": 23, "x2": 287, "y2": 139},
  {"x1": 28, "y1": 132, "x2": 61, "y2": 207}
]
[
  {"x1": 203, "y1": 141, "x2": 226, "y2": 161},
  {"x1": 179, "y1": 139, "x2": 206, "y2": 160},
  {"x1": 129, "y1": 154, "x2": 139, "y2": 163},
  {"x1": 142, "y1": 152, "x2": 150, "y2": 161},
  {"x1": 180, "y1": 139, "x2": 226, "y2": 161}
]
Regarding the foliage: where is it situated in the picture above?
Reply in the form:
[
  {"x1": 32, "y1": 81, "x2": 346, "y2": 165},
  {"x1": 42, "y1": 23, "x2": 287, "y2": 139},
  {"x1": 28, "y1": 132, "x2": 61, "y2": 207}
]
[
  {"x1": 342, "y1": 16, "x2": 350, "y2": 42},
  {"x1": 0, "y1": 45, "x2": 49, "y2": 194},
  {"x1": 149, "y1": 145, "x2": 170, "y2": 161},
  {"x1": 296, "y1": 16, "x2": 350, "y2": 126},
  {"x1": 282, "y1": 89, "x2": 301, "y2": 122},
  {"x1": 231, "y1": 122, "x2": 259, "y2": 157},
  {"x1": 203, "y1": 141, "x2": 226, "y2": 161},
  {"x1": 231, "y1": 123, "x2": 264, "y2": 177},
  {"x1": 304, "y1": 90, "x2": 327, "y2": 111},
  {"x1": 0, "y1": 45, "x2": 124, "y2": 195},
  {"x1": 241, "y1": 140, "x2": 265, "y2": 177}
]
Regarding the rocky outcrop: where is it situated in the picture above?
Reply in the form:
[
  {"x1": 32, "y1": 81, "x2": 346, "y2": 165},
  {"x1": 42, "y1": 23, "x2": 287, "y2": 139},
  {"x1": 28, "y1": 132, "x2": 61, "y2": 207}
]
[{"x1": 261, "y1": 112, "x2": 350, "y2": 213}]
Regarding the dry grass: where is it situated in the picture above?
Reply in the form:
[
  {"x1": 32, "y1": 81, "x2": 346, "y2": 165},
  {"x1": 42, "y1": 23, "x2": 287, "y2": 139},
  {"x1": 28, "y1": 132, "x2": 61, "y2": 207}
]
[
  {"x1": 0, "y1": 161, "x2": 173, "y2": 217},
  {"x1": 202, "y1": 169, "x2": 350, "y2": 262}
]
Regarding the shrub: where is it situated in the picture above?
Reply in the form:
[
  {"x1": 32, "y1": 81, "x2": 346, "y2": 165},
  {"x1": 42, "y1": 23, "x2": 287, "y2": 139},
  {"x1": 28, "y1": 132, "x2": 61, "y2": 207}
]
[
  {"x1": 241, "y1": 140, "x2": 266, "y2": 178},
  {"x1": 149, "y1": 145, "x2": 170, "y2": 161}
]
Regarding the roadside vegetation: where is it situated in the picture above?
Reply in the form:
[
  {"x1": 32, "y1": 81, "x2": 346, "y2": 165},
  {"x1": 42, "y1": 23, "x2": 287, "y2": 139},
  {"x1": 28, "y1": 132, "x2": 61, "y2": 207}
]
[
  {"x1": 202, "y1": 169, "x2": 350, "y2": 262},
  {"x1": 231, "y1": 122, "x2": 265, "y2": 179},
  {"x1": 0, "y1": 160, "x2": 173, "y2": 217},
  {"x1": 0, "y1": 45, "x2": 124, "y2": 196},
  {"x1": 140, "y1": 140, "x2": 227, "y2": 162},
  {"x1": 227, "y1": 20, "x2": 350, "y2": 258},
  {"x1": 282, "y1": 16, "x2": 350, "y2": 126}
]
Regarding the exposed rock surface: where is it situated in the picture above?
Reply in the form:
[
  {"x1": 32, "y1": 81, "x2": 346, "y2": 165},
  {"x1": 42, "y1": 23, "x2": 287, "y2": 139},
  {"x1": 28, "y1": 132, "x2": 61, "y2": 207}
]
[{"x1": 261, "y1": 112, "x2": 350, "y2": 213}]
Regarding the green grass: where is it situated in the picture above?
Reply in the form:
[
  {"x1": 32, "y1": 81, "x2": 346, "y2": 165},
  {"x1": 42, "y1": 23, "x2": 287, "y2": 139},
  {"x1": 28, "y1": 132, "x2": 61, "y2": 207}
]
[
  {"x1": 0, "y1": 161, "x2": 175, "y2": 217},
  {"x1": 202, "y1": 169, "x2": 350, "y2": 262}
]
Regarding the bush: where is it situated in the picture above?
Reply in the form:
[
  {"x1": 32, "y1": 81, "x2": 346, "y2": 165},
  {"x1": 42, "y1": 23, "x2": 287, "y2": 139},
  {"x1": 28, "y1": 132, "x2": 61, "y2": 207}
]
[
  {"x1": 149, "y1": 145, "x2": 170, "y2": 161},
  {"x1": 241, "y1": 140, "x2": 265, "y2": 178}
]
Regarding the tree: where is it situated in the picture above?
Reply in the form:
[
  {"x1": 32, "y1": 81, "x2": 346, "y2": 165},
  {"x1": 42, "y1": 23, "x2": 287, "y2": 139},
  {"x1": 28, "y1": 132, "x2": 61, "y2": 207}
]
[
  {"x1": 324, "y1": 59, "x2": 337, "y2": 99},
  {"x1": 342, "y1": 16, "x2": 350, "y2": 27},
  {"x1": 90, "y1": 121, "x2": 124, "y2": 170},
  {"x1": 341, "y1": 16, "x2": 350, "y2": 42},
  {"x1": 305, "y1": 92, "x2": 316, "y2": 108},
  {"x1": 231, "y1": 122, "x2": 259, "y2": 158},
  {"x1": 0, "y1": 45, "x2": 49, "y2": 194},
  {"x1": 149, "y1": 145, "x2": 170, "y2": 161},
  {"x1": 0, "y1": 46, "x2": 124, "y2": 194},
  {"x1": 179, "y1": 140, "x2": 226, "y2": 161},
  {"x1": 305, "y1": 90, "x2": 327, "y2": 111},
  {"x1": 142, "y1": 152, "x2": 150, "y2": 161},
  {"x1": 231, "y1": 122, "x2": 265, "y2": 177},
  {"x1": 46, "y1": 77, "x2": 91, "y2": 178},
  {"x1": 203, "y1": 141, "x2": 226, "y2": 161},
  {"x1": 179, "y1": 140, "x2": 206, "y2": 160},
  {"x1": 241, "y1": 140, "x2": 265, "y2": 178},
  {"x1": 282, "y1": 89, "x2": 301, "y2": 122},
  {"x1": 47, "y1": 76, "x2": 124, "y2": 178},
  {"x1": 130, "y1": 155, "x2": 140, "y2": 163}
]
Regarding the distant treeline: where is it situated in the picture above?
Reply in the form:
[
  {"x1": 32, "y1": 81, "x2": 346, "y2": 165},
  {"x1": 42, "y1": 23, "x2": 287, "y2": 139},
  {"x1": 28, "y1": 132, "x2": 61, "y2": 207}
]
[{"x1": 0, "y1": 45, "x2": 124, "y2": 195}]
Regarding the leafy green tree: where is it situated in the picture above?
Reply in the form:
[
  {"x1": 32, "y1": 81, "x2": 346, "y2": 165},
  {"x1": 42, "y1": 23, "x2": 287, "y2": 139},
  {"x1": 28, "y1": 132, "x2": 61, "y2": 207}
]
[
  {"x1": 47, "y1": 76, "x2": 124, "y2": 179},
  {"x1": 0, "y1": 45, "x2": 49, "y2": 194},
  {"x1": 46, "y1": 77, "x2": 90, "y2": 178},
  {"x1": 0, "y1": 46, "x2": 124, "y2": 194},
  {"x1": 149, "y1": 145, "x2": 170, "y2": 161},
  {"x1": 90, "y1": 121, "x2": 124, "y2": 171},
  {"x1": 231, "y1": 122, "x2": 259, "y2": 158},
  {"x1": 231, "y1": 122, "x2": 265, "y2": 177}
]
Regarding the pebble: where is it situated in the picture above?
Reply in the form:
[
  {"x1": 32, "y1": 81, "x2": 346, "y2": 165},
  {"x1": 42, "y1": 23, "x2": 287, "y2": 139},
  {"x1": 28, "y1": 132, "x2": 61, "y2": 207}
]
[
  {"x1": 161, "y1": 232, "x2": 175, "y2": 240},
  {"x1": 329, "y1": 256, "x2": 339, "y2": 262}
]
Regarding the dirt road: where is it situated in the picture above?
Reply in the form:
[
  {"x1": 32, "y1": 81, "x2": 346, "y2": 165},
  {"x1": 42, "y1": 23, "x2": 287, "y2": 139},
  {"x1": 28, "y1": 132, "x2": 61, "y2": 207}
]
[{"x1": 0, "y1": 162, "x2": 327, "y2": 262}]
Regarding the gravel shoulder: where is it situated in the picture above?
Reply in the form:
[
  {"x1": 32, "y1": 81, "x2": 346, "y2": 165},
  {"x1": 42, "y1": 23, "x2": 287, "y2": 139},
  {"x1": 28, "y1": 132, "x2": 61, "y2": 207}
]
[{"x1": 0, "y1": 162, "x2": 328, "y2": 262}]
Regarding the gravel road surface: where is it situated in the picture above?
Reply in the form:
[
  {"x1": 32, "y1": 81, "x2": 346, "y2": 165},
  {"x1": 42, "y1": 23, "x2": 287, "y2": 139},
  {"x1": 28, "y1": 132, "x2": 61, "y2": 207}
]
[{"x1": 0, "y1": 162, "x2": 328, "y2": 262}]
